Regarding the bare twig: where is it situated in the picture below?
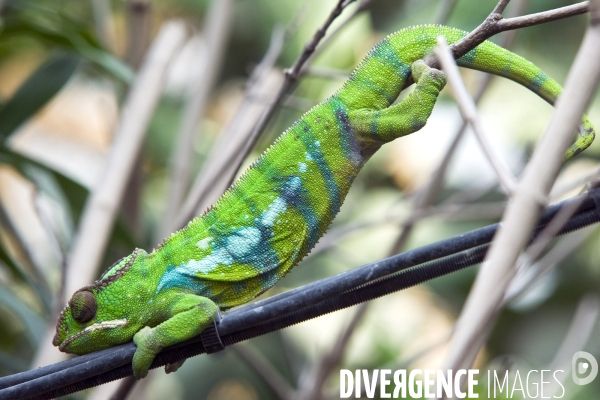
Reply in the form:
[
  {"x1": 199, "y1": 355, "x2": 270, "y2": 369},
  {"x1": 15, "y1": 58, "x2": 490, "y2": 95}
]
[
  {"x1": 174, "y1": 0, "x2": 359, "y2": 228},
  {"x1": 443, "y1": 0, "x2": 600, "y2": 374},
  {"x1": 299, "y1": 0, "x2": 375, "y2": 72},
  {"x1": 33, "y1": 21, "x2": 187, "y2": 369},
  {"x1": 407, "y1": 1, "x2": 590, "y2": 89},
  {"x1": 161, "y1": 0, "x2": 234, "y2": 236},
  {"x1": 388, "y1": 0, "x2": 528, "y2": 255},
  {"x1": 546, "y1": 294, "x2": 600, "y2": 396},
  {"x1": 435, "y1": 36, "x2": 518, "y2": 195},
  {"x1": 126, "y1": 0, "x2": 152, "y2": 69},
  {"x1": 296, "y1": 303, "x2": 369, "y2": 400},
  {"x1": 550, "y1": 166, "x2": 600, "y2": 201},
  {"x1": 174, "y1": 27, "x2": 287, "y2": 229},
  {"x1": 504, "y1": 227, "x2": 593, "y2": 304},
  {"x1": 221, "y1": 0, "x2": 357, "y2": 191}
]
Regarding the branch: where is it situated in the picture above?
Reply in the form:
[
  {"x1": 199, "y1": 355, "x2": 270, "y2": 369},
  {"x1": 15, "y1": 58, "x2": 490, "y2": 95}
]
[
  {"x1": 443, "y1": 0, "x2": 600, "y2": 374},
  {"x1": 173, "y1": 0, "x2": 360, "y2": 227},
  {"x1": 404, "y1": 1, "x2": 590, "y2": 89},
  {"x1": 221, "y1": 0, "x2": 357, "y2": 190},
  {"x1": 33, "y1": 21, "x2": 187, "y2": 369},
  {"x1": 435, "y1": 36, "x2": 517, "y2": 195},
  {"x1": 161, "y1": 0, "x2": 234, "y2": 237},
  {"x1": 2, "y1": 190, "x2": 599, "y2": 399}
]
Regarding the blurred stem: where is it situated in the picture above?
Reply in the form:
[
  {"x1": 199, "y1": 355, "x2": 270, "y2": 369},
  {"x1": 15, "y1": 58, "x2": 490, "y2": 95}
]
[
  {"x1": 219, "y1": 0, "x2": 357, "y2": 192},
  {"x1": 161, "y1": 0, "x2": 234, "y2": 237},
  {"x1": 295, "y1": 302, "x2": 369, "y2": 400},
  {"x1": 121, "y1": 0, "x2": 153, "y2": 238},
  {"x1": 443, "y1": 0, "x2": 600, "y2": 374},
  {"x1": 0, "y1": 200, "x2": 52, "y2": 310},
  {"x1": 32, "y1": 21, "x2": 187, "y2": 370},
  {"x1": 126, "y1": 0, "x2": 152, "y2": 69},
  {"x1": 90, "y1": 0, "x2": 115, "y2": 52},
  {"x1": 389, "y1": 0, "x2": 528, "y2": 255},
  {"x1": 232, "y1": 343, "x2": 295, "y2": 400},
  {"x1": 174, "y1": 27, "x2": 286, "y2": 229}
]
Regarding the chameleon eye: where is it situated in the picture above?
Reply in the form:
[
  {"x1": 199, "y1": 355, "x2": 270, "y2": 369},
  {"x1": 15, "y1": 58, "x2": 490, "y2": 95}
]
[{"x1": 69, "y1": 290, "x2": 97, "y2": 323}]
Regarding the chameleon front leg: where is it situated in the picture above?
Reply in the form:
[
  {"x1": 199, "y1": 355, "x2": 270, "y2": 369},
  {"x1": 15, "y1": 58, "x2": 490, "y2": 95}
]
[
  {"x1": 350, "y1": 60, "x2": 447, "y2": 144},
  {"x1": 132, "y1": 294, "x2": 218, "y2": 379}
]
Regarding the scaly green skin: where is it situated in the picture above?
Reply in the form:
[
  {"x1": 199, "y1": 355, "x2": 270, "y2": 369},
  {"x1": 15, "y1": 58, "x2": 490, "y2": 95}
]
[{"x1": 53, "y1": 25, "x2": 595, "y2": 379}]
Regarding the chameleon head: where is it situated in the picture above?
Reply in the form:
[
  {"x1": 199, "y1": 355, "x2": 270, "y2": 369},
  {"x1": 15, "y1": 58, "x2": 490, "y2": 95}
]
[
  {"x1": 52, "y1": 287, "x2": 140, "y2": 355},
  {"x1": 53, "y1": 249, "x2": 148, "y2": 355}
]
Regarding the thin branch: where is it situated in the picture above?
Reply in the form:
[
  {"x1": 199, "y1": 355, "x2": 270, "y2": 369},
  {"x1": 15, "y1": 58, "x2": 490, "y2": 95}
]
[
  {"x1": 161, "y1": 0, "x2": 234, "y2": 237},
  {"x1": 435, "y1": 36, "x2": 517, "y2": 195},
  {"x1": 34, "y1": 21, "x2": 187, "y2": 369},
  {"x1": 174, "y1": 0, "x2": 359, "y2": 227},
  {"x1": 126, "y1": 0, "x2": 152, "y2": 69},
  {"x1": 405, "y1": 1, "x2": 590, "y2": 89},
  {"x1": 504, "y1": 227, "x2": 593, "y2": 304},
  {"x1": 173, "y1": 26, "x2": 286, "y2": 229},
  {"x1": 296, "y1": 303, "x2": 369, "y2": 400},
  {"x1": 389, "y1": 0, "x2": 528, "y2": 255},
  {"x1": 443, "y1": 0, "x2": 600, "y2": 374},
  {"x1": 220, "y1": 0, "x2": 357, "y2": 190}
]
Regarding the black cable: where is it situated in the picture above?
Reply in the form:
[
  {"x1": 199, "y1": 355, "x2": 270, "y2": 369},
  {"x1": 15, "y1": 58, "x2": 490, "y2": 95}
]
[{"x1": 1, "y1": 189, "x2": 599, "y2": 400}]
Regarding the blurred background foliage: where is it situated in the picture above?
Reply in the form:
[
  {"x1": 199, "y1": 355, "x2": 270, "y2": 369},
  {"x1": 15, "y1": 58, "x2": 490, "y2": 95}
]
[{"x1": 0, "y1": 0, "x2": 599, "y2": 399}]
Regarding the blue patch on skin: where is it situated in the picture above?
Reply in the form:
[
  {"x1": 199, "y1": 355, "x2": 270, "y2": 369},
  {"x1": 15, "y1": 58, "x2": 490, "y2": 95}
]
[
  {"x1": 457, "y1": 46, "x2": 477, "y2": 67},
  {"x1": 157, "y1": 176, "x2": 317, "y2": 296},
  {"x1": 156, "y1": 268, "x2": 214, "y2": 297},
  {"x1": 298, "y1": 162, "x2": 307, "y2": 173},
  {"x1": 528, "y1": 71, "x2": 548, "y2": 92},
  {"x1": 372, "y1": 40, "x2": 411, "y2": 79},
  {"x1": 278, "y1": 176, "x2": 320, "y2": 249},
  {"x1": 226, "y1": 227, "x2": 261, "y2": 258},
  {"x1": 332, "y1": 98, "x2": 364, "y2": 167},
  {"x1": 298, "y1": 122, "x2": 341, "y2": 214}
]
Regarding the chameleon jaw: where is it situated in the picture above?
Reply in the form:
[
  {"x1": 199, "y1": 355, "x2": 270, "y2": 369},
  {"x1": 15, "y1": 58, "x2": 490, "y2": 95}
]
[{"x1": 57, "y1": 319, "x2": 128, "y2": 352}]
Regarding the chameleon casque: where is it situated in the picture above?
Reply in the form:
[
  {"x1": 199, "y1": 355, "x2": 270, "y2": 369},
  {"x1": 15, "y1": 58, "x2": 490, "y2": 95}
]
[{"x1": 53, "y1": 25, "x2": 595, "y2": 379}]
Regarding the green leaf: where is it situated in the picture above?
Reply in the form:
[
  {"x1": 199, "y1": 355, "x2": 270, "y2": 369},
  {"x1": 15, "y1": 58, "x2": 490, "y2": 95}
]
[
  {"x1": 0, "y1": 18, "x2": 134, "y2": 83},
  {"x1": 0, "y1": 52, "x2": 80, "y2": 141}
]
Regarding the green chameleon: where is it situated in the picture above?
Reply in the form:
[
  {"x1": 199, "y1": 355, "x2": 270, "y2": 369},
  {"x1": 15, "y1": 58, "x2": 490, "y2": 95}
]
[{"x1": 53, "y1": 25, "x2": 595, "y2": 379}]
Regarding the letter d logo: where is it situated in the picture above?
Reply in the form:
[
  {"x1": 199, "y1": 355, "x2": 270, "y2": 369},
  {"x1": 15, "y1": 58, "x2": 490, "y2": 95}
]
[{"x1": 572, "y1": 351, "x2": 598, "y2": 385}]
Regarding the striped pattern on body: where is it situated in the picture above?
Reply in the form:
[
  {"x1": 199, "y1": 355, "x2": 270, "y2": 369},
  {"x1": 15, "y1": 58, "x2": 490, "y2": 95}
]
[{"x1": 144, "y1": 25, "x2": 593, "y2": 309}]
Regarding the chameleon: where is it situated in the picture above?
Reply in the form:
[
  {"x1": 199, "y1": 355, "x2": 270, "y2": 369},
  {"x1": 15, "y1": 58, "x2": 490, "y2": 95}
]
[{"x1": 53, "y1": 25, "x2": 595, "y2": 379}]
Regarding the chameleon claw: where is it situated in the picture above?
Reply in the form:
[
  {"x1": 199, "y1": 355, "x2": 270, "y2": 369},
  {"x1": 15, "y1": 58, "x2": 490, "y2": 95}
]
[
  {"x1": 411, "y1": 60, "x2": 446, "y2": 89},
  {"x1": 132, "y1": 326, "x2": 161, "y2": 379}
]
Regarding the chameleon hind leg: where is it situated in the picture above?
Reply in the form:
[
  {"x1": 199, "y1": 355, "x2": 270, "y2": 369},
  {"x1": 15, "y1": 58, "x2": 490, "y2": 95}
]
[
  {"x1": 132, "y1": 294, "x2": 218, "y2": 379},
  {"x1": 350, "y1": 60, "x2": 447, "y2": 144}
]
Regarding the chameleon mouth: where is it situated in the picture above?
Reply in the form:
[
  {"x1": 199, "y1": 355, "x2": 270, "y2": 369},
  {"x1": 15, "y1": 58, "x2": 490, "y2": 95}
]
[{"x1": 57, "y1": 319, "x2": 128, "y2": 352}]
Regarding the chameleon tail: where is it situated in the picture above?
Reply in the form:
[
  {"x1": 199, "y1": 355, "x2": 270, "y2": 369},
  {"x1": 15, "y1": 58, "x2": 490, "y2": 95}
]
[
  {"x1": 340, "y1": 25, "x2": 594, "y2": 159},
  {"x1": 454, "y1": 31, "x2": 595, "y2": 160}
]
